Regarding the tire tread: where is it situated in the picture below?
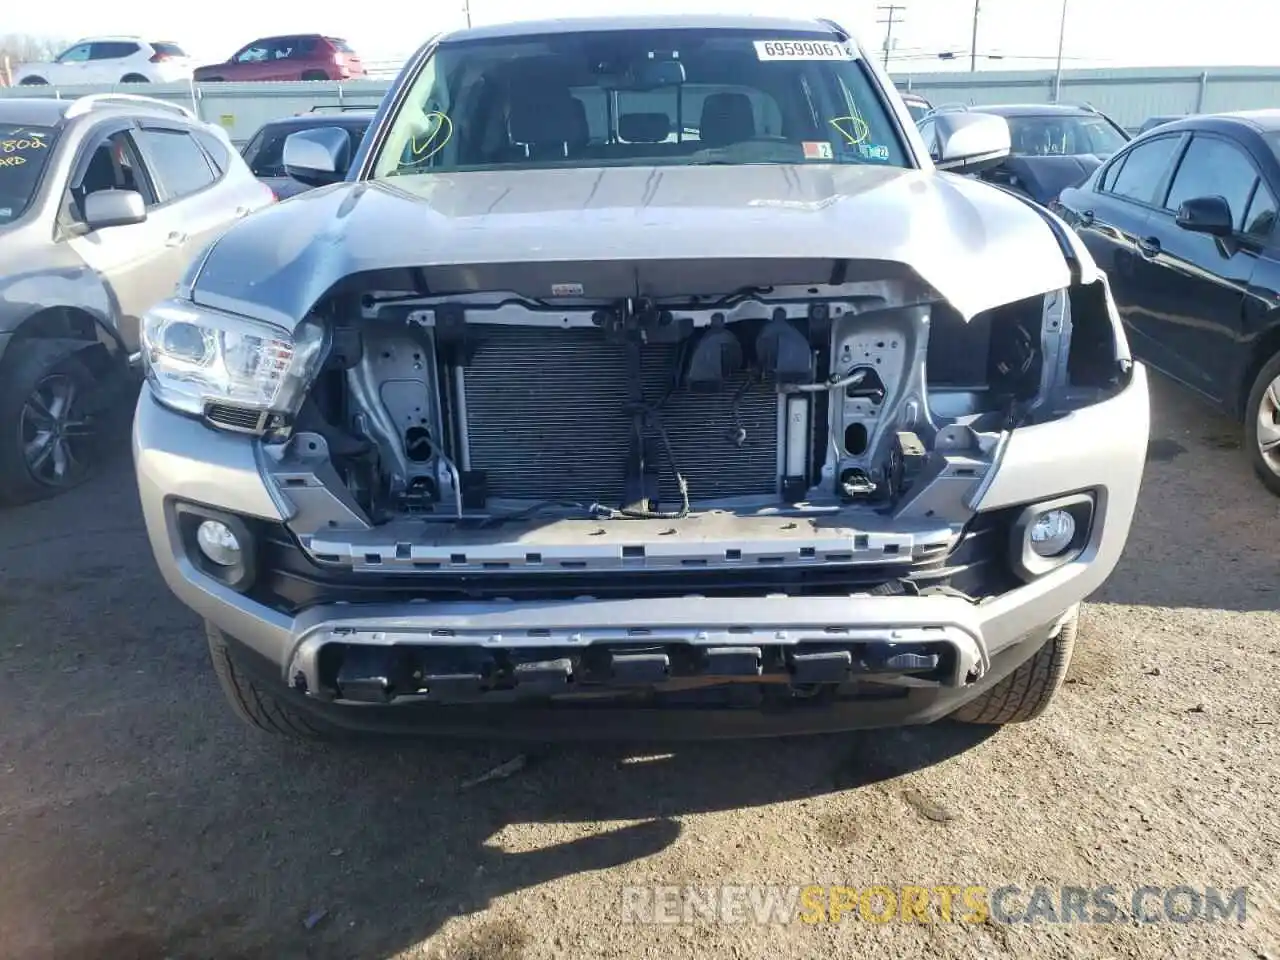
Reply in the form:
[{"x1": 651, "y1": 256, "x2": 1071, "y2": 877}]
[
  {"x1": 205, "y1": 622, "x2": 336, "y2": 740},
  {"x1": 1244, "y1": 352, "x2": 1280, "y2": 497},
  {"x1": 951, "y1": 609, "x2": 1077, "y2": 725}
]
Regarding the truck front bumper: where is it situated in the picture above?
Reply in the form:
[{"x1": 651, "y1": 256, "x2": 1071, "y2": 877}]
[{"x1": 134, "y1": 366, "x2": 1149, "y2": 736}]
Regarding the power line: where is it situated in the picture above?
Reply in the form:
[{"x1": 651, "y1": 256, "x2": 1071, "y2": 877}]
[{"x1": 876, "y1": 4, "x2": 906, "y2": 71}]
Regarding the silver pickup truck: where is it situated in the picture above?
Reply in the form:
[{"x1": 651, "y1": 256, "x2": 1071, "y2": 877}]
[{"x1": 133, "y1": 14, "x2": 1149, "y2": 741}]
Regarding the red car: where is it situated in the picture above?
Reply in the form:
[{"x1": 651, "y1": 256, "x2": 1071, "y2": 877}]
[{"x1": 193, "y1": 35, "x2": 365, "y2": 82}]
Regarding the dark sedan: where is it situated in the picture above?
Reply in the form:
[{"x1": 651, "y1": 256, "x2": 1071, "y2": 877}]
[
  {"x1": 1057, "y1": 110, "x2": 1280, "y2": 493},
  {"x1": 921, "y1": 103, "x2": 1129, "y2": 205},
  {"x1": 240, "y1": 110, "x2": 374, "y2": 199}
]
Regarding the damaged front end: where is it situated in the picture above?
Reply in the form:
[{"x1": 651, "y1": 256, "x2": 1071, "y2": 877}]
[
  {"x1": 142, "y1": 251, "x2": 1134, "y2": 707},
  {"x1": 245, "y1": 255, "x2": 1128, "y2": 544}
]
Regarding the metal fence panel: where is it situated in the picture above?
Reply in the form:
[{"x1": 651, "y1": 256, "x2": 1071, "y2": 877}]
[{"x1": 892, "y1": 66, "x2": 1280, "y2": 129}]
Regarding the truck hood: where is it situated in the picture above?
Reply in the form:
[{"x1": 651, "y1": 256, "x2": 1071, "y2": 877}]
[{"x1": 191, "y1": 163, "x2": 1071, "y2": 328}]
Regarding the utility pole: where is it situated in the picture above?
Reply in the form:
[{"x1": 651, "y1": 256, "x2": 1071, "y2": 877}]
[
  {"x1": 876, "y1": 5, "x2": 906, "y2": 71},
  {"x1": 969, "y1": 0, "x2": 980, "y2": 72},
  {"x1": 463, "y1": 0, "x2": 472, "y2": 28},
  {"x1": 1052, "y1": 0, "x2": 1069, "y2": 102}
]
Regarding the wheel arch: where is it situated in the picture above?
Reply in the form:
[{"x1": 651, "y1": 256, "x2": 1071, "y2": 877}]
[
  {"x1": 2, "y1": 305, "x2": 127, "y2": 379},
  {"x1": 1235, "y1": 314, "x2": 1280, "y2": 420},
  {"x1": 10, "y1": 304, "x2": 122, "y2": 350}
]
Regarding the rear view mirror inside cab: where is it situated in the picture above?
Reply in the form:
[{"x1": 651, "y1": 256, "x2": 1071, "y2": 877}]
[{"x1": 623, "y1": 58, "x2": 686, "y2": 90}]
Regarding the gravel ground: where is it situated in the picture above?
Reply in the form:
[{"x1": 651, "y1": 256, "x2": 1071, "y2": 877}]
[{"x1": 0, "y1": 373, "x2": 1277, "y2": 960}]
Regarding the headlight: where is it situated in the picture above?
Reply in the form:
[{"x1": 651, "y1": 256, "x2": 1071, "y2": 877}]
[
  {"x1": 1029, "y1": 509, "x2": 1076, "y2": 557},
  {"x1": 141, "y1": 300, "x2": 326, "y2": 430},
  {"x1": 1009, "y1": 493, "x2": 1095, "y2": 581}
]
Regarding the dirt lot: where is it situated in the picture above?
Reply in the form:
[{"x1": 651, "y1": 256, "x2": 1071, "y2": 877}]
[{"x1": 0, "y1": 373, "x2": 1277, "y2": 960}]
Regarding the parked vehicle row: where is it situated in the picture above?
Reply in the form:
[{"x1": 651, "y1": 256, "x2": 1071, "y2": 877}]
[
  {"x1": 1056, "y1": 111, "x2": 1280, "y2": 493},
  {"x1": 241, "y1": 108, "x2": 374, "y2": 198},
  {"x1": 0, "y1": 94, "x2": 275, "y2": 503},
  {"x1": 914, "y1": 102, "x2": 1130, "y2": 206},
  {"x1": 193, "y1": 36, "x2": 367, "y2": 83},
  {"x1": 13, "y1": 38, "x2": 194, "y2": 86},
  {"x1": 0, "y1": 92, "x2": 386, "y2": 503},
  {"x1": 905, "y1": 92, "x2": 1280, "y2": 493},
  {"x1": 13, "y1": 34, "x2": 368, "y2": 87}
]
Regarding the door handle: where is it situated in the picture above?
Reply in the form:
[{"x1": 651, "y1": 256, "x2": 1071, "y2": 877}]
[
  {"x1": 165, "y1": 230, "x2": 188, "y2": 247},
  {"x1": 1079, "y1": 209, "x2": 1095, "y2": 226},
  {"x1": 1137, "y1": 235, "x2": 1161, "y2": 258}
]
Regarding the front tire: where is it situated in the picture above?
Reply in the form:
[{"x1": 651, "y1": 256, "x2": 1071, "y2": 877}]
[
  {"x1": 120, "y1": 73, "x2": 149, "y2": 83},
  {"x1": 951, "y1": 607, "x2": 1078, "y2": 725},
  {"x1": 206, "y1": 622, "x2": 340, "y2": 741},
  {"x1": 300, "y1": 70, "x2": 329, "y2": 81},
  {"x1": 1244, "y1": 352, "x2": 1280, "y2": 496},
  {"x1": 0, "y1": 343, "x2": 102, "y2": 506},
  {"x1": 19, "y1": 76, "x2": 48, "y2": 85}
]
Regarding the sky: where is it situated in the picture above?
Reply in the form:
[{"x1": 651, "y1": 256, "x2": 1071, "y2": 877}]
[{"x1": 8, "y1": 0, "x2": 1280, "y2": 74}]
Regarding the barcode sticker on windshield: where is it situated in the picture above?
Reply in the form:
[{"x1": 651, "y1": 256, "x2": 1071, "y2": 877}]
[{"x1": 754, "y1": 40, "x2": 857, "y2": 61}]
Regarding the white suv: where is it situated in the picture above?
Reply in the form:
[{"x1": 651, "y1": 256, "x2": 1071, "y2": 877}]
[{"x1": 14, "y1": 38, "x2": 194, "y2": 86}]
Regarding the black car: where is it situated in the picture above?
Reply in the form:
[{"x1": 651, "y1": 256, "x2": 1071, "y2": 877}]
[
  {"x1": 921, "y1": 103, "x2": 1130, "y2": 206},
  {"x1": 1057, "y1": 110, "x2": 1280, "y2": 493},
  {"x1": 240, "y1": 109, "x2": 375, "y2": 199}
]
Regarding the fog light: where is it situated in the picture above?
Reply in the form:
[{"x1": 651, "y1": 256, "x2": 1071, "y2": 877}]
[
  {"x1": 196, "y1": 519, "x2": 242, "y2": 567},
  {"x1": 1029, "y1": 509, "x2": 1076, "y2": 557}
]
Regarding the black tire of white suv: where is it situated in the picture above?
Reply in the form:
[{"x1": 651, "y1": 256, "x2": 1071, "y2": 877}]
[
  {"x1": 206, "y1": 622, "x2": 343, "y2": 741},
  {"x1": 0, "y1": 343, "x2": 101, "y2": 506},
  {"x1": 950, "y1": 606, "x2": 1079, "y2": 725}
]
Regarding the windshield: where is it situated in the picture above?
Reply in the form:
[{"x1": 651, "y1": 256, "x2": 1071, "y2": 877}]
[
  {"x1": 0, "y1": 125, "x2": 57, "y2": 225},
  {"x1": 372, "y1": 28, "x2": 910, "y2": 178},
  {"x1": 243, "y1": 121, "x2": 369, "y2": 178},
  {"x1": 1005, "y1": 115, "x2": 1128, "y2": 157}
]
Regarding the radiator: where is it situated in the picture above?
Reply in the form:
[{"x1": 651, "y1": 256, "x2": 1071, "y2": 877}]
[{"x1": 462, "y1": 326, "x2": 781, "y2": 506}]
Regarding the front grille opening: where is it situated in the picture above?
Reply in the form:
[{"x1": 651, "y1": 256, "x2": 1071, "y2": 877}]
[{"x1": 462, "y1": 326, "x2": 779, "y2": 507}]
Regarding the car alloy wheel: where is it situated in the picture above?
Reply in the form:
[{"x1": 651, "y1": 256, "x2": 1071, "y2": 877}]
[
  {"x1": 1255, "y1": 374, "x2": 1280, "y2": 476},
  {"x1": 19, "y1": 372, "x2": 94, "y2": 488}
]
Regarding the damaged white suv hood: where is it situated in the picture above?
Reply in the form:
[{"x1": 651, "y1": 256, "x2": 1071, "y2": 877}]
[{"x1": 191, "y1": 163, "x2": 1072, "y2": 327}]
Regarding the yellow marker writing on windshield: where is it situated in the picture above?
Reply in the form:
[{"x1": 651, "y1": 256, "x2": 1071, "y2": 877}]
[
  {"x1": 409, "y1": 112, "x2": 453, "y2": 163},
  {"x1": 0, "y1": 155, "x2": 28, "y2": 169},
  {"x1": 1, "y1": 138, "x2": 47, "y2": 154},
  {"x1": 829, "y1": 116, "x2": 870, "y2": 146}
]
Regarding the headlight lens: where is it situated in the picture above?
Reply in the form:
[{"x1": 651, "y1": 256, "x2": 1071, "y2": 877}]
[
  {"x1": 1009, "y1": 493, "x2": 1095, "y2": 581},
  {"x1": 195, "y1": 519, "x2": 242, "y2": 566},
  {"x1": 141, "y1": 300, "x2": 326, "y2": 423},
  {"x1": 1029, "y1": 509, "x2": 1076, "y2": 557}
]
